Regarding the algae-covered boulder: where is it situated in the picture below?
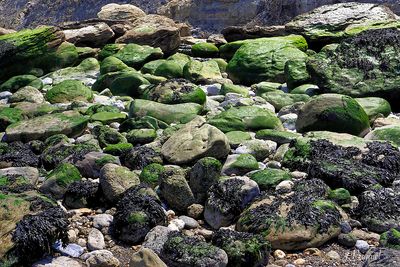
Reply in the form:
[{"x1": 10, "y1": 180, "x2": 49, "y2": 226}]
[
  {"x1": 183, "y1": 60, "x2": 222, "y2": 84},
  {"x1": 192, "y1": 43, "x2": 219, "y2": 58},
  {"x1": 63, "y1": 180, "x2": 101, "y2": 209},
  {"x1": 126, "y1": 129, "x2": 157, "y2": 145},
  {"x1": 283, "y1": 139, "x2": 400, "y2": 194},
  {"x1": 46, "y1": 79, "x2": 93, "y2": 103},
  {"x1": 250, "y1": 168, "x2": 292, "y2": 191},
  {"x1": 236, "y1": 179, "x2": 347, "y2": 250},
  {"x1": 226, "y1": 35, "x2": 308, "y2": 85},
  {"x1": 0, "y1": 75, "x2": 43, "y2": 92},
  {"x1": 0, "y1": 26, "x2": 66, "y2": 81},
  {"x1": 142, "y1": 78, "x2": 206, "y2": 105},
  {"x1": 208, "y1": 106, "x2": 283, "y2": 133},
  {"x1": 307, "y1": 28, "x2": 400, "y2": 108},
  {"x1": 40, "y1": 162, "x2": 82, "y2": 199},
  {"x1": 5, "y1": 113, "x2": 88, "y2": 142},
  {"x1": 261, "y1": 91, "x2": 310, "y2": 111},
  {"x1": 113, "y1": 185, "x2": 167, "y2": 244},
  {"x1": 0, "y1": 107, "x2": 23, "y2": 131},
  {"x1": 380, "y1": 229, "x2": 400, "y2": 250},
  {"x1": 221, "y1": 154, "x2": 259, "y2": 176},
  {"x1": 129, "y1": 99, "x2": 203, "y2": 124},
  {"x1": 113, "y1": 43, "x2": 164, "y2": 69},
  {"x1": 355, "y1": 97, "x2": 392, "y2": 120},
  {"x1": 296, "y1": 94, "x2": 370, "y2": 136},
  {"x1": 161, "y1": 116, "x2": 230, "y2": 164},
  {"x1": 365, "y1": 126, "x2": 400, "y2": 147}
]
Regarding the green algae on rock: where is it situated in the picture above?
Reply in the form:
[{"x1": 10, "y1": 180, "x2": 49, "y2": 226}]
[{"x1": 46, "y1": 80, "x2": 93, "y2": 103}]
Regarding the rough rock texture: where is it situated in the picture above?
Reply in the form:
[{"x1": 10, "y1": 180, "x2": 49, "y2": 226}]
[
  {"x1": 161, "y1": 116, "x2": 230, "y2": 164},
  {"x1": 62, "y1": 21, "x2": 115, "y2": 47}
]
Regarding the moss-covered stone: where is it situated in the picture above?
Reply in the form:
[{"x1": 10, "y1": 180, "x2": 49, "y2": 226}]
[
  {"x1": 100, "y1": 56, "x2": 130, "y2": 75},
  {"x1": 261, "y1": 91, "x2": 310, "y2": 111},
  {"x1": 252, "y1": 82, "x2": 281, "y2": 96},
  {"x1": 113, "y1": 43, "x2": 163, "y2": 69},
  {"x1": 0, "y1": 75, "x2": 43, "y2": 92},
  {"x1": 290, "y1": 84, "x2": 319, "y2": 96},
  {"x1": 285, "y1": 58, "x2": 310, "y2": 90},
  {"x1": 103, "y1": 143, "x2": 133, "y2": 156},
  {"x1": 250, "y1": 168, "x2": 292, "y2": 191},
  {"x1": 192, "y1": 43, "x2": 219, "y2": 58},
  {"x1": 380, "y1": 229, "x2": 400, "y2": 250},
  {"x1": 91, "y1": 112, "x2": 127, "y2": 124},
  {"x1": 355, "y1": 97, "x2": 392, "y2": 120},
  {"x1": 154, "y1": 60, "x2": 184, "y2": 79},
  {"x1": 93, "y1": 125, "x2": 127, "y2": 148},
  {"x1": 85, "y1": 104, "x2": 120, "y2": 116},
  {"x1": 0, "y1": 107, "x2": 23, "y2": 131},
  {"x1": 255, "y1": 129, "x2": 301, "y2": 144},
  {"x1": 139, "y1": 163, "x2": 165, "y2": 188},
  {"x1": 208, "y1": 106, "x2": 283, "y2": 133},
  {"x1": 220, "y1": 83, "x2": 249, "y2": 97},
  {"x1": 126, "y1": 129, "x2": 157, "y2": 145},
  {"x1": 223, "y1": 154, "x2": 259, "y2": 175},
  {"x1": 328, "y1": 188, "x2": 351, "y2": 205},
  {"x1": 296, "y1": 94, "x2": 370, "y2": 136},
  {"x1": 140, "y1": 59, "x2": 167, "y2": 75},
  {"x1": 98, "y1": 43, "x2": 125, "y2": 60},
  {"x1": 365, "y1": 126, "x2": 400, "y2": 147},
  {"x1": 183, "y1": 60, "x2": 222, "y2": 83},
  {"x1": 46, "y1": 80, "x2": 93, "y2": 103}
]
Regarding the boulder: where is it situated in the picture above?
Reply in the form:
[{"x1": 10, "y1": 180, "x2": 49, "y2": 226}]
[
  {"x1": 9, "y1": 86, "x2": 44, "y2": 103},
  {"x1": 0, "y1": 107, "x2": 23, "y2": 131},
  {"x1": 222, "y1": 25, "x2": 287, "y2": 42},
  {"x1": 355, "y1": 97, "x2": 391, "y2": 120},
  {"x1": 250, "y1": 168, "x2": 292, "y2": 191},
  {"x1": 261, "y1": 91, "x2": 310, "y2": 111},
  {"x1": 62, "y1": 21, "x2": 114, "y2": 47},
  {"x1": 161, "y1": 116, "x2": 230, "y2": 164},
  {"x1": 100, "y1": 163, "x2": 140, "y2": 203},
  {"x1": 45, "y1": 80, "x2": 93, "y2": 103},
  {"x1": 5, "y1": 113, "x2": 88, "y2": 142},
  {"x1": 129, "y1": 248, "x2": 167, "y2": 267},
  {"x1": 63, "y1": 180, "x2": 101, "y2": 209},
  {"x1": 0, "y1": 74, "x2": 43, "y2": 92},
  {"x1": 205, "y1": 176, "x2": 260, "y2": 229},
  {"x1": 236, "y1": 179, "x2": 347, "y2": 250},
  {"x1": 308, "y1": 28, "x2": 400, "y2": 109},
  {"x1": 363, "y1": 247, "x2": 400, "y2": 267},
  {"x1": 0, "y1": 167, "x2": 39, "y2": 186},
  {"x1": 221, "y1": 154, "x2": 259, "y2": 176},
  {"x1": 286, "y1": 2, "x2": 398, "y2": 45},
  {"x1": 183, "y1": 60, "x2": 223, "y2": 84},
  {"x1": 365, "y1": 126, "x2": 400, "y2": 147},
  {"x1": 296, "y1": 94, "x2": 370, "y2": 136},
  {"x1": 116, "y1": 15, "x2": 181, "y2": 54},
  {"x1": 97, "y1": 4, "x2": 146, "y2": 21}
]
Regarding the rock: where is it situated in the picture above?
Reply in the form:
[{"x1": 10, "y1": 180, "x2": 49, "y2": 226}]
[
  {"x1": 187, "y1": 204, "x2": 204, "y2": 219},
  {"x1": 129, "y1": 248, "x2": 167, "y2": 267},
  {"x1": 122, "y1": 144, "x2": 163, "y2": 170},
  {"x1": 97, "y1": 3, "x2": 146, "y2": 20},
  {"x1": 208, "y1": 106, "x2": 283, "y2": 133},
  {"x1": 380, "y1": 228, "x2": 400, "y2": 249},
  {"x1": 304, "y1": 131, "x2": 369, "y2": 149},
  {"x1": 222, "y1": 25, "x2": 287, "y2": 42},
  {"x1": 169, "y1": 219, "x2": 185, "y2": 231},
  {"x1": 286, "y1": 2, "x2": 398, "y2": 45},
  {"x1": 296, "y1": 94, "x2": 370, "y2": 136},
  {"x1": 183, "y1": 60, "x2": 222, "y2": 84},
  {"x1": 307, "y1": 28, "x2": 400, "y2": 109},
  {"x1": 5, "y1": 112, "x2": 88, "y2": 142},
  {"x1": 159, "y1": 166, "x2": 195, "y2": 212},
  {"x1": 189, "y1": 157, "x2": 222, "y2": 203},
  {"x1": 273, "y1": 249, "x2": 286, "y2": 259},
  {"x1": 363, "y1": 247, "x2": 400, "y2": 267},
  {"x1": 129, "y1": 99, "x2": 203, "y2": 125},
  {"x1": 93, "y1": 214, "x2": 113, "y2": 230},
  {"x1": 113, "y1": 186, "x2": 167, "y2": 244},
  {"x1": 63, "y1": 22, "x2": 114, "y2": 47},
  {"x1": 365, "y1": 126, "x2": 400, "y2": 147},
  {"x1": 0, "y1": 74, "x2": 43, "y2": 93},
  {"x1": 221, "y1": 84, "x2": 249, "y2": 97},
  {"x1": 261, "y1": 91, "x2": 310, "y2": 111},
  {"x1": 87, "y1": 228, "x2": 105, "y2": 251},
  {"x1": 158, "y1": 231, "x2": 228, "y2": 267},
  {"x1": 9, "y1": 86, "x2": 44, "y2": 103},
  {"x1": 283, "y1": 139, "x2": 400, "y2": 194},
  {"x1": 356, "y1": 240, "x2": 370, "y2": 254},
  {"x1": 328, "y1": 188, "x2": 351, "y2": 205},
  {"x1": 74, "y1": 152, "x2": 119, "y2": 179},
  {"x1": 234, "y1": 139, "x2": 277, "y2": 161},
  {"x1": 143, "y1": 78, "x2": 206, "y2": 105},
  {"x1": 40, "y1": 163, "x2": 82, "y2": 199},
  {"x1": 275, "y1": 180, "x2": 294, "y2": 193},
  {"x1": 192, "y1": 43, "x2": 219, "y2": 58},
  {"x1": 143, "y1": 226, "x2": 173, "y2": 255},
  {"x1": 161, "y1": 116, "x2": 230, "y2": 164},
  {"x1": 100, "y1": 163, "x2": 140, "y2": 203},
  {"x1": 255, "y1": 129, "x2": 301, "y2": 145},
  {"x1": 225, "y1": 131, "x2": 252, "y2": 148},
  {"x1": 205, "y1": 176, "x2": 260, "y2": 229},
  {"x1": 32, "y1": 256, "x2": 83, "y2": 267},
  {"x1": 236, "y1": 179, "x2": 347, "y2": 250},
  {"x1": 355, "y1": 97, "x2": 391, "y2": 120},
  {"x1": 46, "y1": 80, "x2": 93, "y2": 104},
  {"x1": 91, "y1": 112, "x2": 127, "y2": 125},
  {"x1": 326, "y1": 250, "x2": 341, "y2": 261},
  {"x1": 221, "y1": 154, "x2": 259, "y2": 176},
  {"x1": 357, "y1": 187, "x2": 400, "y2": 233},
  {"x1": 116, "y1": 15, "x2": 181, "y2": 54},
  {"x1": 179, "y1": 216, "x2": 199, "y2": 229},
  {"x1": 93, "y1": 125, "x2": 127, "y2": 148},
  {"x1": 250, "y1": 168, "x2": 292, "y2": 191},
  {"x1": 82, "y1": 250, "x2": 120, "y2": 267},
  {"x1": 212, "y1": 229, "x2": 270, "y2": 266},
  {"x1": 0, "y1": 27, "x2": 68, "y2": 82},
  {"x1": 0, "y1": 166, "x2": 39, "y2": 185},
  {"x1": 338, "y1": 233, "x2": 357, "y2": 247},
  {"x1": 225, "y1": 35, "x2": 308, "y2": 85},
  {"x1": 0, "y1": 107, "x2": 23, "y2": 131},
  {"x1": 64, "y1": 180, "x2": 100, "y2": 209},
  {"x1": 53, "y1": 241, "x2": 84, "y2": 258}
]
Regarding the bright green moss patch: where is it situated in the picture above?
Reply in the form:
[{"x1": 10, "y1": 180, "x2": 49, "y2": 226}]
[
  {"x1": 250, "y1": 169, "x2": 291, "y2": 190},
  {"x1": 128, "y1": 211, "x2": 148, "y2": 224},
  {"x1": 47, "y1": 163, "x2": 81, "y2": 187},
  {"x1": 95, "y1": 155, "x2": 118, "y2": 168},
  {"x1": 139, "y1": 163, "x2": 165, "y2": 188}
]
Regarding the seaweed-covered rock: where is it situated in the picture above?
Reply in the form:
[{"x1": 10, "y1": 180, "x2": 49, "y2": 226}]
[
  {"x1": 365, "y1": 126, "x2": 400, "y2": 147},
  {"x1": 113, "y1": 186, "x2": 167, "y2": 244},
  {"x1": 0, "y1": 107, "x2": 23, "y2": 131},
  {"x1": 205, "y1": 176, "x2": 260, "y2": 229},
  {"x1": 183, "y1": 60, "x2": 222, "y2": 84},
  {"x1": 0, "y1": 142, "x2": 39, "y2": 168},
  {"x1": 236, "y1": 179, "x2": 346, "y2": 250},
  {"x1": 91, "y1": 112, "x2": 127, "y2": 125},
  {"x1": 139, "y1": 163, "x2": 165, "y2": 188},
  {"x1": 9, "y1": 86, "x2": 44, "y2": 104},
  {"x1": 122, "y1": 144, "x2": 163, "y2": 170},
  {"x1": 212, "y1": 229, "x2": 270, "y2": 267},
  {"x1": 192, "y1": 43, "x2": 219, "y2": 58},
  {"x1": 64, "y1": 180, "x2": 101, "y2": 209},
  {"x1": 92, "y1": 125, "x2": 127, "y2": 148},
  {"x1": 111, "y1": 43, "x2": 163, "y2": 69},
  {"x1": 159, "y1": 232, "x2": 228, "y2": 267},
  {"x1": 363, "y1": 247, "x2": 400, "y2": 267},
  {"x1": 5, "y1": 113, "x2": 89, "y2": 142},
  {"x1": 208, "y1": 106, "x2": 283, "y2": 133},
  {"x1": 142, "y1": 78, "x2": 206, "y2": 105},
  {"x1": 296, "y1": 94, "x2": 370, "y2": 136},
  {"x1": 40, "y1": 163, "x2": 82, "y2": 199},
  {"x1": 307, "y1": 28, "x2": 400, "y2": 108},
  {"x1": 260, "y1": 91, "x2": 310, "y2": 111},
  {"x1": 45, "y1": 79, "x2": 93, "y2": 103},
  {"x1": 226, "y1": 36, "x2": 308, "y2": 85},
  {"x1": 357, "y1": 187, "x2": 400, "y2": 233},
  {"x1": 221, "y1": 154, "x2": 259, "y2": 176},
  {"x1": 189, "y1": 157, "x2": 222, "y2": 203},
  {"x1": 250, "y1": 168, "x2": 292, "y2": 191},
  {"x1": 283, "y1": 139, "x2": 400, "y2": 194},
  {"x1": 126, "y1": 129, "x2": 157, "y2": 145},
  {"x1": 0, "y1": 74, "x2": 43, "y2": 92},
  {"x1": 100, "y1": 163, "x2": 140, "y2": 203},
  {"x1": 380, "y1": 228, "x2": 400, "y2": 250},
  {"x1": 159, "y1": 166, "x2": 195, "y2": 212},
  {"x1": 161, "y1": 116, "x2": 230, "y2": 164},
  {"x1": 355, "y1": 97, "x2": 392, "y2": 120},
  {"x1": 129, "y1": 99, "x2": 203, "y2": 125}
]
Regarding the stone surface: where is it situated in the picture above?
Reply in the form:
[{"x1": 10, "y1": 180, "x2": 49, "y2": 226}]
[{"x1": 129, "y1": 248, "x2": 167, "y2": 267}]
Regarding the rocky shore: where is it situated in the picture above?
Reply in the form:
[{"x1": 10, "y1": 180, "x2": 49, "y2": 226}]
[{"x1": 0, "y1": 2, "x2": 400, "y2": 267}]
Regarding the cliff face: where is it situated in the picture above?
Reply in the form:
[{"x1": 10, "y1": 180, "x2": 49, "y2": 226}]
[{"x1": 0, "y1": 0, "x2": 400, "y2": 31}]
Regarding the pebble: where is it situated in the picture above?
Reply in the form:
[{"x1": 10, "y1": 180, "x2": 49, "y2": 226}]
[
  {"x1": 293, "y1": 258, "x2": 306, "y2": 265},
  {"x1": 276, "y1": 180, "x2": 294, "y2": 193},
  {"x1": 87, "y1": 228, "x2": 105, "y2": 251},
  {"x1": 41, "y1": 77, "x2": 53, "y2": 85},
  {"x1": 0, "y1": 91, "x2": 12, "y2": 99},
  {"x1": 82, "y1": 250, "x2": 120, "y2": 267},
  {"x1": 304, "y1": 248, "x2": 322, "y2": 256},
  {"x1": 179, "y1": 215, "x2": 200, "y2": 229},
  {"x1": 169, "y1": 219, "x2": 185, "y2": 231},
  {"x1": 33, "y1": 256, "x2": 82, "y2": 267},
  {"x1": 93, "y1": 214, "x2": 113, "y2": 229},
  {"x1": 266, "y1": 160, "x2": 281, "y2": 169},
  {"x1": 274, "y1": 249, "x2": 286, "y2": 259},
  {"x1": 68, "y1": 229, "x2": 77, "y2": 242},
  {"x1": 187, "y1": 203, "x2": 204, "y2": 219},
  {"x1": 340, "y1": 221, "x2": 352, "y2": 234},
  {"x1": 326, "y1": 250, "x2": 341, "y2": 261},
  {"x1": 53, "y1": 241, "x2": 84, "y2": 258},
  {"x1": 290, "y1": 171, "x2": 307, "y2": 179},
  {"x1": 196, "y1": 228, "x2": 213, "y2": 240},
  {"x1": 204, "y1": 84, "x2": 221, "y2": 96},
  {"x1": 77, "y1": 238, "x2": 87, "y2": 247},
  {"x1": 338, "y1": 233, "x2": 357, "y2": 247},
  {"x1": 355, "y1": 240, "x2": 370, "y2": 254}
]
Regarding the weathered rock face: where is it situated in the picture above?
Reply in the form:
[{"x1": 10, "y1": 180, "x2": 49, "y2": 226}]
[{"x1": 62, "y1": 21, "x2": 115, "y2": 47}]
